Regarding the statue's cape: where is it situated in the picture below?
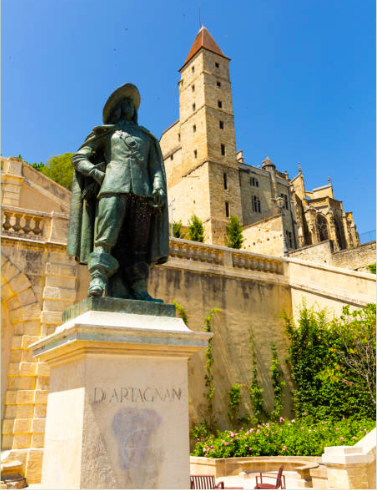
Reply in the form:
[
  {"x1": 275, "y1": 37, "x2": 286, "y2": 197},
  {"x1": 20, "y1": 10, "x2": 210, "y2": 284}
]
[{"x1": 67, "y1": 124, "x2": 170, "y2": 268}]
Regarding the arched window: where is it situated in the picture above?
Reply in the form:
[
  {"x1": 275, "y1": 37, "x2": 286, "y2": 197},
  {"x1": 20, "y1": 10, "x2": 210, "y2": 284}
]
[
  {"x1": 335, "y1": 218, "x2": 345, "y2": 249},
  {"x1": 252, "y1": 196, "x2": 261, "y2": 213},
  {"x1": 316, "y1": 214, "x2": 328, "y2": 242},
  {"x1": 250, "y1": 177, "x2": 259, "y2": 187}
]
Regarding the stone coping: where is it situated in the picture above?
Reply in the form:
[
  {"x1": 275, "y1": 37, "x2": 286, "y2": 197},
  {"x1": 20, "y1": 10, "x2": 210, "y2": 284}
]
[
  {"x1": 62, "y1": 297, "x2": 176, "y2": 323},
  {"x1": 190, "y1": 456, "x2": 320, "y2": 478}
]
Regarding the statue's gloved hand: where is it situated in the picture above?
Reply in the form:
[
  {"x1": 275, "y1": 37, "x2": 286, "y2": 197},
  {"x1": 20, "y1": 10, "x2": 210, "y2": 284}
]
[
  {"x1": 91, "y1": 169, "x2": 105, "y2": 185},
  {"x1": 152, "y1": 188, "x2": 165, "y2": 208}
]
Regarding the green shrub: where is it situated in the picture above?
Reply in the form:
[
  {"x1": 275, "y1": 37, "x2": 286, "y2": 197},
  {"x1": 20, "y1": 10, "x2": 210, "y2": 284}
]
[
  {"x1": 283, "y1": 303, "x2": 376, "y2": 420},
  {"x1": 188, "y1": 214, "x2": 205, "y2": 242},
  {"x1": 191, "y1": 417, "x2": 375, "y2": 458},
  {"x1": 225, "y1": 215, "x2": 244, "y2": 249},
  {"x1": 367, "y1": 263, "x2": 376, "y2": 274},
  {"x1": 173, "y1": 220, "x2": 185, "y2": 238}
]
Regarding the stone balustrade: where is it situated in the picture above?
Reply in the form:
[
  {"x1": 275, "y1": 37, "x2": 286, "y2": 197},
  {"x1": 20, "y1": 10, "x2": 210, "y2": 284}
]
[
  {"x1": 169, "y1": 237, "x2": 284, "y2": 275},
  {"x1": 169, "y1": 239, "x2": 223, "y2": 265},
  {"x1": 2, "y1": 206, "x2": 48, "y2": 239}
]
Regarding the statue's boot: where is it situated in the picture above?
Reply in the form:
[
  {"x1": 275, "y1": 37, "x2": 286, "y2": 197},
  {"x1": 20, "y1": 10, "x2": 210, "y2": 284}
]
[
  {"x1": 88, "y1": 251, "x2": 119, "y2": 297},
  {"x1": 127, "y1": 262, "x2": 163, "y2": 303}
]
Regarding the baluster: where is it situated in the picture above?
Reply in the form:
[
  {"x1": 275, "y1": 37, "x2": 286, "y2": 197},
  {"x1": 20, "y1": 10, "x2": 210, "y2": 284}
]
[
  {"x1": 23, "y1": 216, "x2": 32, "y2": 234},
  {"x1": 12, "y1": 213, "x2": 22, "y2": 233},
  {"x1": 33, "y1": 217, "x2": 43, "y2": 235},
  {"x1": 3, "y1": 211, "x2": 12, "y2": 231}
]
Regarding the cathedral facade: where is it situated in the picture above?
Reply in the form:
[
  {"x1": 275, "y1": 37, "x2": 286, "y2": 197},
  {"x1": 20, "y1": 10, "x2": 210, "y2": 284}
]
[{"x1": 160, "y1": 27, "x2": 359, "y2": 256}]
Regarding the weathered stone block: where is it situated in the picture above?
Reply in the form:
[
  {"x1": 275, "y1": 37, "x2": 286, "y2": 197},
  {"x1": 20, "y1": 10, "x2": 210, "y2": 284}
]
[
  {"x1": 35, "y1": 377, "x2": 49, "y2": 391},
  {"x1": 17, "y1": 288, "x2": 37, "y2": 307},
  {"x1": 45, "y1": 262, "x2": 76, "y2": 277},
  {"x1": 16, "y1": 390, "x2": 35, "y2": 405},
  {"x1": 8, "y1": 377, "x2": 36, "y2": 391},
  {"x1": 13, "y1": 419, "x2": 32, "y2": 434},
  {"x1": 40, "y1": 311, "x2": 62, "y2": 325},
  {"x1": 43, "y1": 286, "x2": 76, "y2": 301},
  {"x1": 23, "y1": 321, "x2": 41, "y2": 336},
  {"x1": 34, "y1": 390, "x2": 48, "y2": 405},
  {"x1": 8, "y1": 274, "x2": 30, "y2": 295},
  {"x1": 25, "y1": 449, "x2": 43, "y2": 484},
  {"x1": 10, "y1": 336, "x2": 23, "y2": 350},
  {"x1": 19, "y1": 362, "x2": 37, "y2": 376},
  {"x1": 2, "y1": 419, "x2": 14, "y2": 434},
  {"x1": 31, "y1": 418, "x2": 45, "y2": 434},
  {"x1": 15, "y1": 405, "x2": 34, "y2": 419},
  {"x1": 1, "y1": 262, "x2": 19, "y2": 283},
  {"x1": 21, "y1": 303, "x2": 41, "y2": 321},
  {"x1": 31, "y1": 434, "x2": 45, "y2": 448},
  {"x1": 42, "y1": 299, "x2": 74, "y2": 313},
  {"x1": 1, "y1": 434, "x2": 13, "y2": 449},
  {"x1": 10, "y1": 350, "x2": 22, "y2": 363},
  {"x1": 12, "y1": 434, "x2": 32, "y2": 449},
  {"x1": 44, "y1": 275, "x2": 76, "y2": 289},
  {"x1": 36, "y1": 363, "x2": 49, "y2": 377},
  {"x1": 2, "y1": 282, "x2": 16, "y2": 301},
  {"x1": 34, "y1": 404, "x2": 46, "y2": 418},
  {"x1": 5, "y1": 391, "x2": 17, "y2": 405}
]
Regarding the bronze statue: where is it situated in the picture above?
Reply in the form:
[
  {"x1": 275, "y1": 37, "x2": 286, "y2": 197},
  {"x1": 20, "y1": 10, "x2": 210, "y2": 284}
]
[{"x1": 67, "y1": 83, "x2": 169, "y2": 302}]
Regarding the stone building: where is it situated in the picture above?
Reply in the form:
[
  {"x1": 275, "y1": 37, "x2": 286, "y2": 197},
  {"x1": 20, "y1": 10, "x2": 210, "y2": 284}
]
[{"x1": 160, "y1": 27, "x2": 360, "y2": 256}]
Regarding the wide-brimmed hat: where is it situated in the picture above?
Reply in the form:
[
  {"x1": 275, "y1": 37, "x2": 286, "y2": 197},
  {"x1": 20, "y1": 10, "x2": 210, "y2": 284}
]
[{"x1": 102, "y1": 83, "x2": 141, "y2": 124}]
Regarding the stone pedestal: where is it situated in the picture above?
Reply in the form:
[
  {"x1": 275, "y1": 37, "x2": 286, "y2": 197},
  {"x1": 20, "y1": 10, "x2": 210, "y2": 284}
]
[{"x1": 30, "y1": 298, "x2": 212, "y2": 489}]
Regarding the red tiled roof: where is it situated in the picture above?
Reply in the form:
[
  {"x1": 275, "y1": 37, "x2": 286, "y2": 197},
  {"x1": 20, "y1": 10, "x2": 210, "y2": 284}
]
[{"x1": 180, "y1": 26, "x2": 230, "y2": 71}]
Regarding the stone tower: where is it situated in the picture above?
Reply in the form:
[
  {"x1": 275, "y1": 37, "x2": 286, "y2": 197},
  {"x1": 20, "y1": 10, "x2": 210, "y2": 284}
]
[{"x1": 160, "y1": 26, "x2": 243, "y2": 245}]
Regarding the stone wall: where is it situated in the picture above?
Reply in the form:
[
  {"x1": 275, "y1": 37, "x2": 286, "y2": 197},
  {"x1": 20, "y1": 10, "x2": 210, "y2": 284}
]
[
  {"x1": 242, "y1": 215, "x2": 285, "y2": 256},
  {"x1": 289, "y1": 240, "x2": 376, "y2": 272},
  {"x1": 289, "y1": 240, "x2": 334, "y2": 265},
  {"x1": 332, "y1": 241, "x2": 376, "y2": 272},
  {"x1": 288, "y1": 257, "x2": 376, "y2": 320}
]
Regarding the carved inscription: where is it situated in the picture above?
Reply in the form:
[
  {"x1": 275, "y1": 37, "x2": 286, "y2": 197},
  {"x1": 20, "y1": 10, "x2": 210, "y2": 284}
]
[{"x1": 93, "y1": 386, "x2": 182, "y2": 404}]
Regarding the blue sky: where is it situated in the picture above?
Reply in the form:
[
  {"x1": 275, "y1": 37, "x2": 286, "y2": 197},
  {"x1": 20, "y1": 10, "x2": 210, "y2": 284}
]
[{"x1": 2, "y1": 0, "x2": 375, "y2": 236}]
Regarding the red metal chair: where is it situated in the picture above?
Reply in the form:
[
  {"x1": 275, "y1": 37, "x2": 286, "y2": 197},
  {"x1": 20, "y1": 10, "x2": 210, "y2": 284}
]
[{"x1": 254, "y1": 465, "x2": 286, "y2": 489}]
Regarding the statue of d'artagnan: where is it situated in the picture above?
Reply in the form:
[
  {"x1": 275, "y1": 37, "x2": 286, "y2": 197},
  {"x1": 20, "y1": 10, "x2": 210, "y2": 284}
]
[{"x1": 67, "y1": 83, "x2": 169, "y2": 302}]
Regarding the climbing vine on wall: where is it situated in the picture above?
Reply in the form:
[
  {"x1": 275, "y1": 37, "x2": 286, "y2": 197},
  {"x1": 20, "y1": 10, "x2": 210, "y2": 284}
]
[
  {"x1": 270, "y1": 342, "x2": 286, "y2": 421},
  {"x1": 203, "y1": 308, "x2": 221, "y2": 430},
  {"x1": 248, "y1": 328, "x2": 267, "y2": 423}
]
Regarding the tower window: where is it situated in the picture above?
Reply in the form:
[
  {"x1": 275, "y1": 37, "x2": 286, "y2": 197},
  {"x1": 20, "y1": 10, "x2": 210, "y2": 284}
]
[
  {"x1": 221, "y1": 144, "x2": 226, "y2": 156},
  {"x1": 218, "y1": 100, "x2": 222, "y2": 108},
  {"x1": 194, "y1": 149, "x2": 197, "y2": 159},
  {"x1": 286, "y1": 230, "x2": 293, "y2": 248},
  {"x1": 215, "y1": 62, "x2": 220, "y2": 68},
  {"x1": 280, "y1": 193, "x2": 289, "y2": 209},
  {"x1": 192, "y1": 103, "x2": 196, "y2": 111},
  {"x1": 170, "y1": 154, "x2": 174, "y2": 161},
  {"x1": 223, "y1": 172, "x2": 228, "y2": 190},
  {"x1": 178, "y1": 133, "x2": 181, "y2": 142},
  {"x1": 193, "y1": 124, "x2": 196, "y2": 133},
  {"x1": 225, "y1": 201, "x2": 230, "y2": 217},
  {"x1": 192, "y1": 85, "x2": 195, "y2": 92},
  {"x1": 219, "y1": 121, "x2": 224, "y2": 129},
  {"x1": 192, "y1": 66, "x2": 195, "y2": 73},
  {"x1": 250, "y1": 177, "x2": 259, "y2": 187},
  {"x1": 252, "y1": 196, "x2": 261, "y2": 213},
  {"x1": 217, "y1": 81, "x2": 221, "y2": 87}
]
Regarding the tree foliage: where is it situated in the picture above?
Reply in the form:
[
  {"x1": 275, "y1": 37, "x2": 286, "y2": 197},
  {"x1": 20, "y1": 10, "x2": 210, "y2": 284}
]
[
  {"x1": 188, "y1": 214, "x2": 205, "y2": 242},
  {"x1": 24, "y1": 153, "x2": 74, "y2": 190},
  {"x1": 40, "y1": 153, "x2": 74, "y2": 190},
  {"x1": 283, "y1": 302, "x2": 376, "y2": 420},
  {"x1": 225, "y1": 215, "x2": 244, "y2": 249}
]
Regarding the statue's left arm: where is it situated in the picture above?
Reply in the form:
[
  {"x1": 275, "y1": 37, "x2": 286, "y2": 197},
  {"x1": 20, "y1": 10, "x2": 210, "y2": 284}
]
[{"x1": 148, "y1": 140, "x2": 166, "y2": 207}]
